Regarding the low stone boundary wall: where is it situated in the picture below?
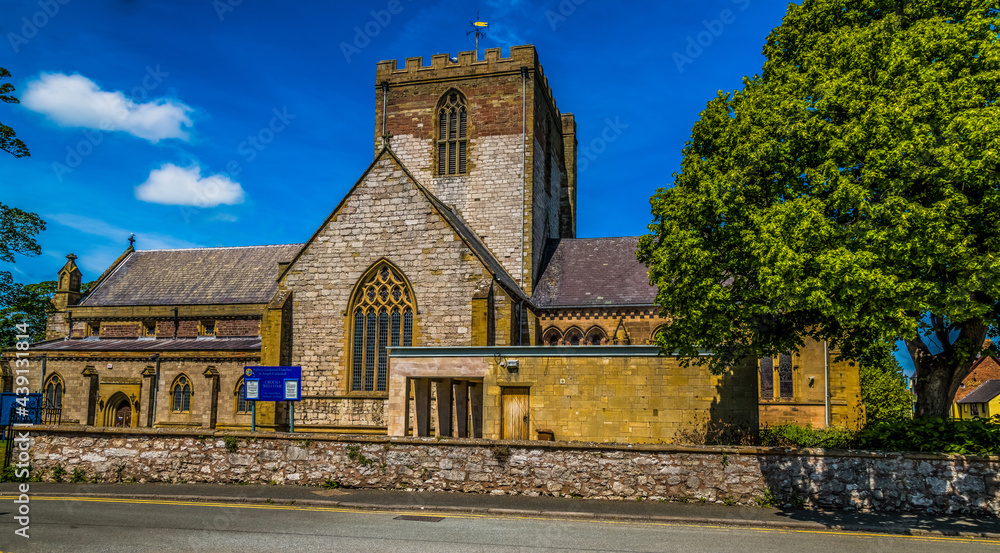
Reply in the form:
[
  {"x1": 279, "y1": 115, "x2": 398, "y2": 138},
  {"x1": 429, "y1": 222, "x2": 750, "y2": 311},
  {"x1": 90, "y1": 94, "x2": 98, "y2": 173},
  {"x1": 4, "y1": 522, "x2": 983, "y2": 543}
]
[{"x1": 20, "y1": 425, "x2": 1000, "y2": 516}]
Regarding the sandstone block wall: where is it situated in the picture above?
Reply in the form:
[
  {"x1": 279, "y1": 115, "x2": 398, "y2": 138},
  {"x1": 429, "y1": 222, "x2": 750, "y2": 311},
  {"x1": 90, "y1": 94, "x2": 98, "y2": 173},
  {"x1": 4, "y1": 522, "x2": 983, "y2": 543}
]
[{"x1": 23, "y1": 427, "x2": 1000, "y2": 516}]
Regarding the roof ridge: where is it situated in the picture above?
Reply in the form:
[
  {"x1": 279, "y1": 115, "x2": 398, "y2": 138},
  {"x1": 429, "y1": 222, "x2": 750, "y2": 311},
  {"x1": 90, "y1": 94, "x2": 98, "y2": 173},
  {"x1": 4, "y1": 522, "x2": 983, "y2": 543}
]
[{"x1": 136, "y1": 244, "x2": 303, "y2": 253}]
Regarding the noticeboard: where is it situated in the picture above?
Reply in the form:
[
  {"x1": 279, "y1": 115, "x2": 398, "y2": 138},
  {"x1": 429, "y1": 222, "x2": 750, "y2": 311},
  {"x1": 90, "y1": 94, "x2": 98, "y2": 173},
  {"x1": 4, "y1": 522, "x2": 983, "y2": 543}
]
[{"x1": 242, "y1": 366, "x2": 301, "y2": 402}]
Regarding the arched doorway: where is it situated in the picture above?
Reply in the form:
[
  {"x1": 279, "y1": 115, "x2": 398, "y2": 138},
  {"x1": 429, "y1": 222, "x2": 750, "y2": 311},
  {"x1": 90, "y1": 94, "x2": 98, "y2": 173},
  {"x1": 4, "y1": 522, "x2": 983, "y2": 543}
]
[{"x1": 104, "y1": 393, "x2": 134, "y2": 427}]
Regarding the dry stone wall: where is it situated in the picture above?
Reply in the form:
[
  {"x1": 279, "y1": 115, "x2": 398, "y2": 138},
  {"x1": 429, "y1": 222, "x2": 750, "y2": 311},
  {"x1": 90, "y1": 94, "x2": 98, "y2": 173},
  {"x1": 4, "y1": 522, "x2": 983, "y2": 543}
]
[{"x1": 24, "y1": 426, "x2": 1000, "y2": 516}]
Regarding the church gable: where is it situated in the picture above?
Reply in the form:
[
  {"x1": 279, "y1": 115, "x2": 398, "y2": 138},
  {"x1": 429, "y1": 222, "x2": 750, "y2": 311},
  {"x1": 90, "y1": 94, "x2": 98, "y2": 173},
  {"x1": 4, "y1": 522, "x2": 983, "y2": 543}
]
[{"x1": 279, "y1": 149, "x2": 514, "y2": 407}]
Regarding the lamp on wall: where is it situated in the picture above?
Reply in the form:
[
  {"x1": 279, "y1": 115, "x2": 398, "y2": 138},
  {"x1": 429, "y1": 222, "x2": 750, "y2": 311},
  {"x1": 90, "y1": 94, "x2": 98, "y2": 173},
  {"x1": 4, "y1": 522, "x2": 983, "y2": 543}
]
[{"x1": 494, "y1": 353, "x2": 519, "y2": 373}]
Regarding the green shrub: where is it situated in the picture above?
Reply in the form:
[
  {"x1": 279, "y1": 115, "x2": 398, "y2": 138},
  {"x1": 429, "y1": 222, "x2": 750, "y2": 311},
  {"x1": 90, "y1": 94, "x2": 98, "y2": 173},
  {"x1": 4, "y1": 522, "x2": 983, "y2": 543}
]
[
  {"x1": 759, "y1": 423, "x2": 856, "y2": 449},
  {"x1": 224, "y1": 436, "x2": 240, "y2": 453},
  {"x1": 51, "y1": 462, "x2": 66, "y2": 482},
  {"x1": 857, "y1": 416, "x2": 1000, "y2": 456},
  {"x1": 859, "y1": 355, "x2": 913, "y2": 425},
  {"x1": 70, "y1": 468, "x2": 86, "y2": 483}
]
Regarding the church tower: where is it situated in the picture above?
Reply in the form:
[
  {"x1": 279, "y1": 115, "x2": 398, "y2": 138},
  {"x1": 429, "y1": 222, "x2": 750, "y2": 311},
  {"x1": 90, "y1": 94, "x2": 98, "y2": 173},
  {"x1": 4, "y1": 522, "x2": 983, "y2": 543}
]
[{"x1": 374, "y1": 45, "x2": 577, "y2": 293}]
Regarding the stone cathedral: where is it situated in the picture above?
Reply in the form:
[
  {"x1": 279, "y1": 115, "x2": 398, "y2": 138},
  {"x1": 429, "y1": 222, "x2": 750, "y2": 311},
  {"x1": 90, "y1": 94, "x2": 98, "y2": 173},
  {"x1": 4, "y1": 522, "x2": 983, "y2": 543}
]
[{"x1": 5, "y1": 46, "x2": 862, "y2": 444}]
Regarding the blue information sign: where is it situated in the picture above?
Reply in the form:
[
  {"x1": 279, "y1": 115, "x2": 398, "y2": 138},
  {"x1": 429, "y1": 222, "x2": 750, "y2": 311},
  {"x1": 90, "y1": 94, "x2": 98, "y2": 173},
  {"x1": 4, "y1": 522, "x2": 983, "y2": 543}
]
[{"x1": 242, "y1": 366, "x2": 301, "y2": 402}]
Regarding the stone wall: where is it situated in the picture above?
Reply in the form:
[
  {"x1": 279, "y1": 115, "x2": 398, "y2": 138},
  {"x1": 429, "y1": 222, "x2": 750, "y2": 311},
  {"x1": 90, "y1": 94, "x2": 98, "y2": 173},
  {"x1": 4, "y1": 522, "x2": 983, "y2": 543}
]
[{"x1": 23, "y1": 426, "x2": 1000, "y2": 516}]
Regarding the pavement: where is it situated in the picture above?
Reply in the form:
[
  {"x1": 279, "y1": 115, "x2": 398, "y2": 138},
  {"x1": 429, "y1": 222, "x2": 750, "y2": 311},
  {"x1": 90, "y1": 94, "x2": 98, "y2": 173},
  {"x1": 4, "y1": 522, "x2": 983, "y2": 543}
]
[{"x1": 2, "y1": 481, "x2": 998, "y2": 540}]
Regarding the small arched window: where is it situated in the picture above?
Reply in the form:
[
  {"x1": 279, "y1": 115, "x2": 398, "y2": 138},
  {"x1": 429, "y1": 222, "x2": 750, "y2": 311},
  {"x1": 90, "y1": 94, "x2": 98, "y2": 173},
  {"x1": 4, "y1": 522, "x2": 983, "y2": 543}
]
[
  {"x1": 235, "y1": 380, "x2": 251, "y2": 414},
  {"x1": 437, "y1": 90, "x2": 468, "y2": 175},
  {"x1": 171, "y1": 375, "x2": 192, "y2": 412},
  {"x1": 585, "y1": 327, "x2": 607, "y2": 346},
  {"x1": 564, "y1": 328, "x2": 583, "y2": 346},
  {"x1": 44, "y1": 374, "x2": 64, "y2": 409},
  {"x1": 349, "y1": 262, "x2": 416, "y2": 392},
  {"x1": 543, "y1": 328, "x2": 562, "y2": 347}
]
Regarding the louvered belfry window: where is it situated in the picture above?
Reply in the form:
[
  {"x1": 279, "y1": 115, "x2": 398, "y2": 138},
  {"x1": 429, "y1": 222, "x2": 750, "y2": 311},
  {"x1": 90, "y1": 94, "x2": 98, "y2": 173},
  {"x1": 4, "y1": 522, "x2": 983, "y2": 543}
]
[
  {"x1": 437, "y1": 90, "x2": 468, "y2": 175},
  {"x1": 350, "y1": 263, "x2": 415, "y2": 392}
]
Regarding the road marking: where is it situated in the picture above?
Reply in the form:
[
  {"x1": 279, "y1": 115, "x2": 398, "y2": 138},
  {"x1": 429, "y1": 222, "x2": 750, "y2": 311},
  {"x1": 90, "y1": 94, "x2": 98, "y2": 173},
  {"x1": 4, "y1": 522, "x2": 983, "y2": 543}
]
[{"x1": 5, "y1": 495, "x2": 999, "y2": 545}]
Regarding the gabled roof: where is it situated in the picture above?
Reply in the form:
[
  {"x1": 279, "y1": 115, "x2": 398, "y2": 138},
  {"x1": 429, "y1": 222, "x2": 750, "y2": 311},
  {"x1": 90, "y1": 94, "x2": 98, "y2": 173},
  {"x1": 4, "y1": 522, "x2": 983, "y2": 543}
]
[
  {"x1": 955, "y1": 355, "x2": 1000, "y2": 401},
  {"x1": 277, "y1": 147, "x2": 528, "y2": 302},
  {"x1": 79, "y1": 244, "x2": 302, "y2": 306},
  {"x1": 956, "y1": 379, "x2": 1000, "y2": 404},
  {"x1": 531, "y1": 237, "x2": 656, "y2": 308}
]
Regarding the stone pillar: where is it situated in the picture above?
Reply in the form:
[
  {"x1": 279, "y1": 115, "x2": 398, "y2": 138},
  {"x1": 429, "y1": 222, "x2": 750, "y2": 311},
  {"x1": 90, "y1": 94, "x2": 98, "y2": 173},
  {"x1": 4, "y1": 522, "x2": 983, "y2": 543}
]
[
  {"x1": 454, "y1": 380, "x2": 469, "y2": 438},
  {"x1": 81, "y1": 366, "x2": 98, "y2": 426},
  {"x1": 435, "y1": 378, "x2": 453, "y2": 437},
  {"x1": 203, "y1": 366, "x2": 219, "y2": 429},
  {"x1": 469, "y1": 381, "x2": 483, "y2": 439},
  {"x1": 413, "y1": 378, "x2": 431, "y2": 437},
  {"x1": 141, "y1": 366, "x2": 156, "y2": 427}
]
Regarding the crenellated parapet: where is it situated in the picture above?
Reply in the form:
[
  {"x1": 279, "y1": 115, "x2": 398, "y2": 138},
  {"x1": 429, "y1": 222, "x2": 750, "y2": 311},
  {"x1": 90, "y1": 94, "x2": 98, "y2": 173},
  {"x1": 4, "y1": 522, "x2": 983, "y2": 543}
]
[{"x1": 376, "y1": 45, "x2": 560, "y2": 118}]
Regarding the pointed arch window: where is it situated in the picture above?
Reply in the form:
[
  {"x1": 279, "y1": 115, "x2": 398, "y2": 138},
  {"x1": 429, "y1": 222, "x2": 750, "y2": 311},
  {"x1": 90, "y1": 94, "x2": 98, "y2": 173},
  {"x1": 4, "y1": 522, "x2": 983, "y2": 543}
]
[
  {"x1": 171, "y1": 375, "x2": 192, "y2": 412},
  {"x1": 437, "y1": 90, "x2": 468, "y2": 175},
  {"x1": 44, "y1": 374, "x2": 64, "y2": 409},
  {"x1": 235, "y1": 380, "x2": 251, "y2": 414},
  {"x1": 350, "y1": 263, "x2": 416, "y2": 392}
]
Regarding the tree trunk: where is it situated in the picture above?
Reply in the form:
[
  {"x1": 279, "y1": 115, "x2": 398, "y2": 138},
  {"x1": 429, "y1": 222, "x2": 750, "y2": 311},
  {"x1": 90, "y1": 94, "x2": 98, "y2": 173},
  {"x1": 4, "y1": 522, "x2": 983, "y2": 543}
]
[
  {"x1": 907, "y1": 319, "x2": 987, "y2": 418},
  {"x1": 911, "y1": 358, "x2": 960, "y2": 418}
]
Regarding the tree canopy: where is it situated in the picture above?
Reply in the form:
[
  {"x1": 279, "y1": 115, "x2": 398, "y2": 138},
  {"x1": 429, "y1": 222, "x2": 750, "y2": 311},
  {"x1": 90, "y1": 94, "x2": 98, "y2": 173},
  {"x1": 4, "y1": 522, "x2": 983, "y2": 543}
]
[
  {"x1": 638, "y1": 0, "x2": 999, "y2": 418},
  {"x1": 0, "y1": 67, "x2": 29, "y2": 158}
]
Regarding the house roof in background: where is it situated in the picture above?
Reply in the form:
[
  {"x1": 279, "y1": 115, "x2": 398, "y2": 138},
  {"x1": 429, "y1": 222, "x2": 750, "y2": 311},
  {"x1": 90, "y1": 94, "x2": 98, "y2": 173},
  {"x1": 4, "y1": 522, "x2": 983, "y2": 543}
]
[{"x1": 956, "y1": 379, "x2": 1000, "y2": 404}]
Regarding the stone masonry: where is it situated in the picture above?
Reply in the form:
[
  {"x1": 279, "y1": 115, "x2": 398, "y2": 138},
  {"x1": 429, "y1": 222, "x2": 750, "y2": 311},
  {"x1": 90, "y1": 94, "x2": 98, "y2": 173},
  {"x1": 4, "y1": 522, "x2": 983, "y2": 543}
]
[{"x1": 25, "y1": 426, "x2": 1000, "y2": 516}]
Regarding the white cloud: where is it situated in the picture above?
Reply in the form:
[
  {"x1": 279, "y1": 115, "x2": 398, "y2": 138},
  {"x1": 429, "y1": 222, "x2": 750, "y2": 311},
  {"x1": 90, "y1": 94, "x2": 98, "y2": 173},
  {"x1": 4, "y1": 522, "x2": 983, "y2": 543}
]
[
  {"x1": 22, "y1": 73, "x2": 193, "y2": 142},
  {"x1": 135, "y1": 163, "x2": 245, "y2": 207},
  {"x1": 46, "y1": 213, "x2": 202, "y2": 251}
]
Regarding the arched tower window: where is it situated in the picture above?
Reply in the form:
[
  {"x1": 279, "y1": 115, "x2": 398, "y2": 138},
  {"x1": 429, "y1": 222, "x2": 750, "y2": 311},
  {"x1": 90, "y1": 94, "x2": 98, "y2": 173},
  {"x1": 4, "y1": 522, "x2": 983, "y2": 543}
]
[
  {"x1": 436, "y1": 90, "x2": 468, "y2": 175},
  {"x1": 563, "y1": 327, "x2": 583, "y2": 346},
  {"x1": 44, "y1": 374, "x2": 64, "y2": 409},
  {"x1": 171, "y1": 375, "x2": 192, "y2": 412},
  {"x1": 349, "y1": 262, "x2": 416, "y2": 392}
]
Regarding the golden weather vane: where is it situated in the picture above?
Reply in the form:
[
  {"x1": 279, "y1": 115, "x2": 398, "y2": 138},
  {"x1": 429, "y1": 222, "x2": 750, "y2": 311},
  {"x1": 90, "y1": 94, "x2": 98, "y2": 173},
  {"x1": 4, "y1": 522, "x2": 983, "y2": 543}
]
[{"x1": 468, "y1": 12, "x2": 489, "y2": 59}]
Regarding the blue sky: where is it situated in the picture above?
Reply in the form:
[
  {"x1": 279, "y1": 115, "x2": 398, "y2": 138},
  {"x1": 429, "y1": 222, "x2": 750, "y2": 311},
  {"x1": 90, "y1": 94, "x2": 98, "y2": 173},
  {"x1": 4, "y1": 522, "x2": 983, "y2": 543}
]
[{"x1": 2, "y1": 0, "x2": 932, "y2": 372}]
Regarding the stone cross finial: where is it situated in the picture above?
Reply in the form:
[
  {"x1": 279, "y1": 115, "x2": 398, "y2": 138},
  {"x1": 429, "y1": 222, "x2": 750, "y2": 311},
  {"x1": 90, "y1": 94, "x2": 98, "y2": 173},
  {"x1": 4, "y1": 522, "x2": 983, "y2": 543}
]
[
  {"x1": 128, "y1": 233, "x2": 135, "y2": 248},
  {"x1": 66, "y1": 253, "x2": 78, "y2": 261},
  {"x1": 382, "y1": 131, "x2": 393, "y2": 149}
]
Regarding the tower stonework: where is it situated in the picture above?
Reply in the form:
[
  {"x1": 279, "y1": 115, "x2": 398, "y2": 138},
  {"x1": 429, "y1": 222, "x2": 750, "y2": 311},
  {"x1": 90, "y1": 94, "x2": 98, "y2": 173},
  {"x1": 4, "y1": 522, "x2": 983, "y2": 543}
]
[{"x1": 375, "y1": 45, "x2": 576, "y2": 293}]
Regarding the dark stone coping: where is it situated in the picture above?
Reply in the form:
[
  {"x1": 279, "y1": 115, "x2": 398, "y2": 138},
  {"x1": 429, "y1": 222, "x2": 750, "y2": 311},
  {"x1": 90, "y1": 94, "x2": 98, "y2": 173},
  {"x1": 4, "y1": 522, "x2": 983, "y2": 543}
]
[{"x1": 23, "y1": 425, "x2": 1000, "y2": 462}]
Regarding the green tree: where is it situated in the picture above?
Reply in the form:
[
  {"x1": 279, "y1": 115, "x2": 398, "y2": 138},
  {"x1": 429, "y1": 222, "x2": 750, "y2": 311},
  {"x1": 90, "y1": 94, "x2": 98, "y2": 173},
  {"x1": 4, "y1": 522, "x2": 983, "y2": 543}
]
[
  {"x1": 1, "y1": 67, "x2": 29, "y2": 158},
  {"x1": 638, "y1": 1, "x2": 999, "y2": 418},
  {"x1": 0, "y1": 280, "x2": 94, "y2": 347},
  {"x1": 859, "y1": 353, "x2": 913, "y2": 425},
  {"x1": 0, "y1": 280, "x2": 56, "y2": 348}
]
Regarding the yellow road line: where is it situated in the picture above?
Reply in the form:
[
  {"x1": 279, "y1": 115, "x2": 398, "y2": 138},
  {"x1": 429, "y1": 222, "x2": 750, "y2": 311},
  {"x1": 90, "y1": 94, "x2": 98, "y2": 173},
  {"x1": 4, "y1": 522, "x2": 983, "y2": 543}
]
[{"x1": 3, "y1": 495, "x2": 998, "y2": 545}]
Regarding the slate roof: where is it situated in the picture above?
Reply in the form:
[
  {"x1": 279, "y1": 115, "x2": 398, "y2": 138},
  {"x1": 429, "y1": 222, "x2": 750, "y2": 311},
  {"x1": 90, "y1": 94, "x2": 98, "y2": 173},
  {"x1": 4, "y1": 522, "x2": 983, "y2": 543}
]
[
  {"x1": 30, "y1": 337, "x2": 262, "y2": 351},
  {"x1": 79, "y1": 244, "x2": 302, "y2": 307},
  {"x1": 531, "y1": 237, "x2": 657, "y2": 308},
  {"x1": 956, "y1": 379, "x2": 1000, "y2": 404}
]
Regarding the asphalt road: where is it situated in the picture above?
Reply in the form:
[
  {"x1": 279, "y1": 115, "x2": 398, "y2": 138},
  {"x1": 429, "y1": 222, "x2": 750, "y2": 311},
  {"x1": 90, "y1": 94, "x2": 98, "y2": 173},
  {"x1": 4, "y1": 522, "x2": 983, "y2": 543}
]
[{"x1": 0, "y1": 497, "x2": 998, "y2": 552}]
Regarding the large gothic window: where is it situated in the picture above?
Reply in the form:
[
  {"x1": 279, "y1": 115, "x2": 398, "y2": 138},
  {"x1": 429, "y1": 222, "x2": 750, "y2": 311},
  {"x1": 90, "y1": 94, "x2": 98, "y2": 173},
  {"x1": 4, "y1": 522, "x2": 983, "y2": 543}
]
[
  {"x1": 171, "y1": 375, "x2": 192, "y2": 412},
  {"x1": 436, "y1": 90, "x2": 468, "y2": 175},
  {"x1": 44, "y1": 374, "x2": 64, "y2": 409},
  {"x1": 350, "y1": 262, "x2": 415, "y2": 392}
]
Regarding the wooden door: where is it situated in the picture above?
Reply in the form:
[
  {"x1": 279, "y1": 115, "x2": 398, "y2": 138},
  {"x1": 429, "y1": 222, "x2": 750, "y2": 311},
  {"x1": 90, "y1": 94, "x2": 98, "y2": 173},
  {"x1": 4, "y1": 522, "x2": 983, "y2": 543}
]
[
  {"x1": 501, "y1": 387, "x2": 530, "y2": 440},
  {"x1": 114, "y1": 401, "x2": 131, "y2": 427}
]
